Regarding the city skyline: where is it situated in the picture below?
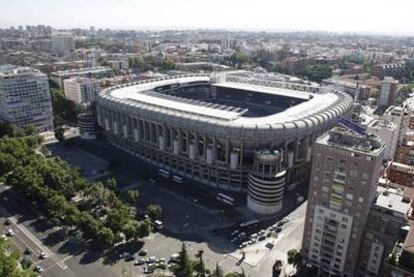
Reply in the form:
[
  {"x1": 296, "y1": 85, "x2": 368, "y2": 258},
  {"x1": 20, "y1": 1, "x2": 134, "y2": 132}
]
[{"x1": 1, "y1": 0, "x2": 414, "y2": 35}]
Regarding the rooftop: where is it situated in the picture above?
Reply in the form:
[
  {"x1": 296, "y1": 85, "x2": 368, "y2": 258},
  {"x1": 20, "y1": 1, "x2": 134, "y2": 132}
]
[
  {"x1": 51, "y1": 66, "x2": 113, "y2": 77},
  {"x1": 0, "y1": 65, "x2": 43, "y2": 77},
  {"x1": 317, "y1": 126, "x2": 385, "y2": 156},
  {"x1": 374, "y1": 186, "x2": 411, "y2": 216},
  {"x1": 107, "y1": 75, "x2": 343, "y2": 123}
]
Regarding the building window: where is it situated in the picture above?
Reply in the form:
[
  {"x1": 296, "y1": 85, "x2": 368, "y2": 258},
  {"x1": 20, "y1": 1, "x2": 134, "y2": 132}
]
[{"x1": 346, "y1": 193, "x2": 353, "y2": 200}]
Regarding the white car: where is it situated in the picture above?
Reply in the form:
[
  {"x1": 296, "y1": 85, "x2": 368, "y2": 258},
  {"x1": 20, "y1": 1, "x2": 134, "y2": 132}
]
[
  {"x1": 6, "y1": 229, "x2": 14, "y2": 236},
  {"x1": 39, "y1": 252, "x2": 48, "y2": 259},
  {"x1": 35, "y1": 265, "x2": 44, "y2": 273}
]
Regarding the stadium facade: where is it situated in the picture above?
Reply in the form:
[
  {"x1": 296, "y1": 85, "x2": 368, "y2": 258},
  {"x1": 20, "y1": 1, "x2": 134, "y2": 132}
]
[{"x1": 96, "y1": 73, "x2": 353, "y2": 214}]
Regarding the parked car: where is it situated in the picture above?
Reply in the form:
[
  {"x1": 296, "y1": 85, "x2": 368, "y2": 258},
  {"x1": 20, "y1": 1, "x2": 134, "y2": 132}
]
[
  {"x1": 119, "y1": 252, "x2": 129, "y2": 259},
  {"x1": 125, "y1": 254, "x2": 135, "y2": 261},
  {"x1": 39, "y1": 252, "x2": 48, "y2": 259},
  {"x1": 6, "y1": 229, "x2": 14, "y2": 236},
  {"x1": 170, "y1": 253, "x2": 180, "y2": 263},
  {"x1": 143, "y1": 266, "x2": 153, "y2": 274},
  {"x1": 35, "y1": 265, "x2": 44, "y2": 273},
  {"x1": 134, "y1": 258, "x2": 146, "y2": 266},
  {"x1": 138, "y1": 249, "x2": 148, "y2": 256},
  {"x1": 147, "y1": 256, "x2": 156, "y2": 263},
  {"x1": 258, "y1": 235, "x2": 266, "y2": 241}
]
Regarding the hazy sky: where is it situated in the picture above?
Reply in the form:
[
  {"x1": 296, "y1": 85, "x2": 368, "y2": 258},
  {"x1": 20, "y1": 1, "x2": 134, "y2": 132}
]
[{"x1": 1, "y1": 0, "x2": 413, "y2": 34}]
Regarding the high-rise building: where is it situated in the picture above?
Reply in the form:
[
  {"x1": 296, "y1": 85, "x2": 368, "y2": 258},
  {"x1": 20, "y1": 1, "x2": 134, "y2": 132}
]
[
  {"x1": 0, "y1": 65, "x2": 54, "y2": 132},
  {"x1": 357, "y1": 186, "x2": 411, "y2": 276},
  {"x1": 63, "y1": 77, "x2": 100, "y2": 104},
  {"x1": 366, "y1": 119, "x2": 399, "y2": 160},
  {"x1": 383, "y1": 105, "x2": 411, "y2": 146},
  {"x1": 378, "y1": 77, "x2": 399, "y2": 108},
  {"x1": 302, "y1": 127, "x2": 386, "y2": 276},
  {"x1": 52, "y1": 33, "x2": 75, "y2": 57}
]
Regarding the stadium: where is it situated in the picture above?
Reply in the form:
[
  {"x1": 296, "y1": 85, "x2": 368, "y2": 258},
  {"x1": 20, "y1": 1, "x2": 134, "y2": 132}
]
[{"x1": 96, "y1": 73, "x2": 353, "y2": 214}]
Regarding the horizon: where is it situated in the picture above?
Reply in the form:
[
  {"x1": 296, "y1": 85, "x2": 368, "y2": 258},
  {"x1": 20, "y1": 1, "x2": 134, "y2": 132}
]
[{"x1": 1, "y1": 0, "x2": 414, "y2": 36}]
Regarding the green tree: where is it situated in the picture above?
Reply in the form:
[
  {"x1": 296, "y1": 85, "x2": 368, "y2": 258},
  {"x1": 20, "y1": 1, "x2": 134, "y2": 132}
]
[
  {"x1": 54, "y1": 126, "x2": 65, "y2": 142},
  {"x1": 127, "y1": 190, "x2": 139, "y2": 205},
  {"x1": 106, "y1": 205, "x2": 131, "y2": 234},
  {"x1": 0, "y1": 237, "x2": 37, "y2": 277},
  {"x1": 24, "y1": 125, "x2": 36, "y2": 136},
  {"x1": 146, "y1": 204, "x2": 162, "y2": 220},
  {"x1": 97, "y1": 227, "x2": 115, "y2": 248},
  {"x1": 0, "y1": 122, "x2": 15, "y2": 137},
  {"x1": 194, "y1": 249, "x2": 206, "y2": 276},
  {"x1": 122, "y1": 220, "x2": 139, "y2": 241},
  {"x1": 174, "y1": 243, "x2": 193, "y2": 277},
  {"x1": 49, "y1": 87, "x2": 78, "y2": 126},
  {"x1": 211, "y1": 263, "x2": 224, "y2": 277}
]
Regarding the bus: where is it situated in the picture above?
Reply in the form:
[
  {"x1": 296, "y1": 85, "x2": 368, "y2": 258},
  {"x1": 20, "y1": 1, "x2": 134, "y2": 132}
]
[
  {"x1": 239, "y1": 219, "x2": 259, "y2": 229},
  {"x1": 172, "y1": 175, "x2": 183, "y2": 183},
  {"x1": 216, "y1": 193, "x2": 234, "y2": 206},
  {"x1": 158, "y1": 169, "x2": 170, "y2": 178},
  {"x1": 153, "y1": 220, "x2": 164, "y2": 230}
]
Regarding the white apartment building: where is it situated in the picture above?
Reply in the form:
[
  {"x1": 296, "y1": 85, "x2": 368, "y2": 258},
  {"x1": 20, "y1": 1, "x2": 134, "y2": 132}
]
[
  {"x1": 383, "y1": 105, "x2": 411, "y2": 146},
  {"x1": 366, "y1": 119, "x2": 399, "y2": 160},
  {"x1": 52, "y1": 33, "x2": 75, "y2": 57},
  {"x1": 0, "y1": 65, "x2": 54, "y2": 132},
  {"x1": 63, "y1": 77, "x2": 100, "y2": 104}
]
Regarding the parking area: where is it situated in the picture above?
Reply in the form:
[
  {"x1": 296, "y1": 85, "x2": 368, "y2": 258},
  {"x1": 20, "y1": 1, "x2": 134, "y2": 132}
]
[
  {"x1": 46, "y1": 142, "x2": 109, "y2": 181},
  {"x1": 33, "y1": 137, "x2": 307, "y2": 276}
]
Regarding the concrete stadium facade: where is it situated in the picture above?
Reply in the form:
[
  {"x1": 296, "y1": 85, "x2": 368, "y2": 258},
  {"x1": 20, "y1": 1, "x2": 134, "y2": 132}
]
[{"x1": 96, "y1": 74, "x2": 353, "y2": 214}]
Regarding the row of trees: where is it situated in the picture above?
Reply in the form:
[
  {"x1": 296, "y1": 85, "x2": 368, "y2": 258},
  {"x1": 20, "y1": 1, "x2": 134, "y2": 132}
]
[
  {"x1": 0, "y1": 135, "x2": 151, "y2": 249},
  {"x1": 0, "y1": 122, "x2": 36, "y2": 138},
  {"x1": 48, "y1": 78, "x2": 78, "y2": 127},
  {"x1": 172, "y1": 243, "x2": 246, "y2": 277},
  {"x1": 0, "y1": 237, "x2": 37, "y2": 277}
]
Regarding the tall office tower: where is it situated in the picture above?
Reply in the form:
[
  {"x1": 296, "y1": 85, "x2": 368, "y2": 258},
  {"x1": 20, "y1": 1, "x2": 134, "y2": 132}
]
[
  {"x1": 63, "y1": 77, "x2": 100, "y2": 104},
  {"x1": 302, "y1": 127, "x2": 386, "y2": 276},
  {"x1": 52, "y1": 33, "x2": 75, "y2": 57},
  {"x1": 0, "y1": 65, "x2": 54, "y2": 132},
  {"x1": 378, "y1": 77, "x2": 398, "y2": 108}
]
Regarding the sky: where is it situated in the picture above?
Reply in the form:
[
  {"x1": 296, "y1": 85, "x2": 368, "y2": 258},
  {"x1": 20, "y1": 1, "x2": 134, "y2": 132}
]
[{"x1": 0, "y1": 0, "x2": 413, "y2": 35}]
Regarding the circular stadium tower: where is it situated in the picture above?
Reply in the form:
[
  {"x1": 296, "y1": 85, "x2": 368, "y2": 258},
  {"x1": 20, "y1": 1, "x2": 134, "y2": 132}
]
[
  {"x1": 96, "y1": 73, "x2": 353, "y2": 214},
  {"x1": 247, "y1": 149, "x2": 286, "y2": 214}
]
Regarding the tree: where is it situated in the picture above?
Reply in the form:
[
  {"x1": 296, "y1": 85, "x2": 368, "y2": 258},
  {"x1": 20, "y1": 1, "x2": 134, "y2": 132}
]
[
  {"x1": 122, "y1": 220, "x2": 139, "y2": 241},
  {"x1": 211, "y1": 263, "x2": 224, "y2": 277},
  {"x1": 137, "y1": 219, "x2": 152, "y2": 238},
  {"x1": 54, "y1": 126, "x2": 65, "y2": 142},
  {"x1": 287, "y1": 249, "x2": 303, "y2": 270},
  {"x1": 24, "y1": 125, "x2": 36, "y2": 136},
  {"x1": 49, "y1": 86, "x2": 78, "y2": 126},
  {"x1": 97, "y1": 227, "x2": 115, "y2": 248},
  {"x1": 0, "y1": 237, "x2": 37, "y2": 277},
  {"x1": 106, "y1": 205, "x2": 131, "y2": 234},
  {"x1": 147, "y1": 204, "x2": 162, "y2": 220},
  {"x1": 174, "y1": 243, "x2": 193, "y2": 277},
  {"x1": 194, "y1": 250, "x2": 206, "y2": 277},
  {"x1": 0, "y1": 123, "x2": 15, "y2": 137},
  {"x1": 127, "y1": 190, "x2": 139, "y2": 205}
]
